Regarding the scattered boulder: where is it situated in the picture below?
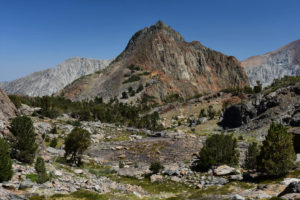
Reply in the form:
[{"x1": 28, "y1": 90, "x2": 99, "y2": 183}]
[
  {"x1": 19, "y1": 180, "x2": 34, "y2": 189},
  {"x1": 278, "y1": 181, "x2": 300, "y2": 197},
  {"x1": 54, "y1": 170, "x2": 63, "y2": 176},
  {"x1": 230, "y1": 194, "x2": 245, "y2": 200},
  {"x1": 214, "y1": 165, "x2": 237, "y2": 176},
  {"x1": 74, "y1": 169, "x2": 83, "y2": 174},
  {"x1": 150, "y1": 174, "x2": 163, "y2": 183}
]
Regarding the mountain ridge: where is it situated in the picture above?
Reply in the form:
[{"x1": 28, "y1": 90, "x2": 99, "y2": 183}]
[
  {"x1": 242, "y1": 39, "x2": 300, "y2": 87},
  {"x1": 0, "y1": 57, "x2": 112, "y2": 97}
]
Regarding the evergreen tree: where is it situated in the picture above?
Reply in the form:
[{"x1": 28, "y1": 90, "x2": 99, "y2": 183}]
[
  {"x1": 193, "y1": 134, "x2": 239, "y2": 172},
  {"x1": 64, "y1": 128, "x2": 91, "y2": 166},
  {"x1": 0, "y1": 138, "x2": 13, "y2": 182},
  {"x1": 254, "y1": 80, "x2": 262, "y2": 93},
  {"x1": 257, "y1": 122, "x2": 296, "y2": 176},
  {"x1": 244, "y1": 142, "x2": 259, "y2": 170},
  {"x1": 199, "y1": 108, "x2": 207, "y2": 118},
  {"x1": 10, "y1": 116, "x2": 38, "y2": 164},
  {"x1": 35, "y1": 157, "x2": 49, "y2": 184}
]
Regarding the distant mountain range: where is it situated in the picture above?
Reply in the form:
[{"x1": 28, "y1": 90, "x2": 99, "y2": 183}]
[
  {"x1": 0, "y1": 57, "x2": 112, "y2": 97},
  {"x1": 242, "y1": 39, "x2": 300, "y2": 87},
  {"x1": 60, "y1": 21, "x2": 248, "y2": 102}
]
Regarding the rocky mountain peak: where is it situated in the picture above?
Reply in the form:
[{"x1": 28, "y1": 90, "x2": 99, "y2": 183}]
[{"x1": 61, "y1": 21, "x2": 248, "y2": 103}]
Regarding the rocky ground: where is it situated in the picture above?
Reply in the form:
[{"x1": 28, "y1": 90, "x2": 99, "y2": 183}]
[{"x1": 1, "y1": 90, "x2": 300, "y2": 200}]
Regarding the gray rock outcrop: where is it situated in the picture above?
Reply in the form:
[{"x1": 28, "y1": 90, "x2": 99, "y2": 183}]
[
  {"x1": 0, "y1": 57, "x2": 112, "y2": 97},
  {"x1": 0, "y1": 87, "x2": 17, "y2": 122}
]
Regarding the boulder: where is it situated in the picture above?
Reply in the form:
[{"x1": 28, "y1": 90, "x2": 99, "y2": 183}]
[
  {"x1": 19, "y1": 180, "x2": 34, "y2": 189},
  {"x1": 54, "y1": 170, "x2": 63, "y2": 176},
  {"x1": 278, "y1": 181, "x2": 300, "y2": 197},
  {"x1": 282, "y1": 178, "x2": 300, "y2": 186},
  {"x1": 214, "y1": 165, "x2": 237, "y2": 176},
  {"x1": 150, "y1": 174, "x2": 163, "y2": 183},
  {"x1": 230, "y1": 194, "x2": 245, "y2": 200},
  {"x1": 74, "y1": 169, "x2": 83, "y2": 174},
  {"x1": 47, "y1": 147, "x2": 65, "y2": 157},
  {"x1": 0, "y1": 187, "x2": 28, "y2": 200}
]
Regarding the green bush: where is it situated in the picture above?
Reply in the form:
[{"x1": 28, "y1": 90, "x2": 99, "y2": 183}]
[
  {"x1": 8, "y1": 95, "x2": 22, "y2": 108},
  {"x1": 121, "y1": 92, "x2": 128, "y2": 99},
  {"x1": 254, "y1": 81, "x2": 262, "y2": 93},
  {"x1": 199, "y1": 108, "x2": 207, "y2": 118},
  {"x1": 136, "y1": 84, "x2": 144, "y2": 93},
  {"x1": 244, "y1": 142, "x2": 259, "y2": 170},
  {"x1": 207, "y1": 105, "x2": 216, "y2": 120},
  {"x1": 64, "y1": 128, "x2": 91, "y2": 166},
  {"x1": 10, "y1": 116, "x2": 38, "y2": 164},
  {"x1": 149, "y1": 161, "x2": 164, "y2": 174},
  {"x1": 50, "y1": 138, "x2": 57, "y2": 148},
  {"x1": 50, "y1": 127, "x2": 58, "y2": 134},
  {"x1": 257, "y1": 123, "x2": 296, "y2": 176},
  {"x1": 123, "y1": 75, "x2": 141, "y2": 84},
  {"x1": 0, "y1": 138, "x2": 13, "y2": 182},
  {"x1": 35, "y1": 157, "x2": 49, "y2": 184},
  {"x1": 193, "y1": 134, "x2": 239, "y2": 172}
]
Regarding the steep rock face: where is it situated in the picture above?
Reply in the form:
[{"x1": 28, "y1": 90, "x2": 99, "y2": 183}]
[
  {"x1": 0, "y1": 87, "x2": 17, "y2": 121},
  {"x1": 0, "y1": 57, "x2": 112, "y2": 97},
  {"x1": 242, "y1": 39, "x2": 300, "y2": 87},
  {"x1": 61, "y1": 21, "x2": 249, "y2": 102}
]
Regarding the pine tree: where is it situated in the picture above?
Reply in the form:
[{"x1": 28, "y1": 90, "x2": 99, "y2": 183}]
[
  {"x1": 193, "y1": 134, "x2": 239, "y2": 172},
  {"x1": 35, "y1": 157, "x2": 49, "y2": 184},
  {"x1": 10, "y1": 116, "x2": 38, "y2": 164},
  {"x1": 244, "y1": 142, "x2": 259, "y2": 170},
  {"x1": 257, "y1": 122, "x2": 296, "y2": 176},
  {"x1": 0, "y1": 138, "x2": 13, "y2": 182},
  {"x1": 64, "y1": 128, "x2": 91, "y2": 166}
]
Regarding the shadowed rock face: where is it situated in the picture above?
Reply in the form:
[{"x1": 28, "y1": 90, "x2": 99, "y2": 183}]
[
  {"x1": 0, "y1": 87, "x2": 17, "y2": 121},
  {"x1": 60, "y1": 21, "x2": 249, "y2": 103},
  {"x1": 0, "y1": 57, "x2": 112, "y2": 97},
  {"x1": 242, "y1": 39, "x2": 300, "y2": 87}
]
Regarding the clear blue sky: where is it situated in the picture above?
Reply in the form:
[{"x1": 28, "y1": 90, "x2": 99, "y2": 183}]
[{"x1": 1, "y1": 0, "x2": 300, "y2": 81}]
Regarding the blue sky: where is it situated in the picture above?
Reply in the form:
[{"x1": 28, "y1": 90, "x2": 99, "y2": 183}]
[{"x1": 1, "y1": 0, "x2": 300, "y2": 81}]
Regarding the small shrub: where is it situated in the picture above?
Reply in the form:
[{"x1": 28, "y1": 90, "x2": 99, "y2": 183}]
[
  {"x1": 254, "y1": 81, "x2": 262, "y2": 93},
  {"x1": 35, "y1": 157, "x2": 49, "y2": 184},
  {"x1": 0, "y1": 138, "x2": 13, "y2": 182},
  {"x1": 149, "y1": 161, "x2": 164, "y2": 174},
  {"x1": 207, "y1": 105, "x2": 216, "y2": 120},
  {"x1": 136, "y1": 84, "x2": 144, "y2": 93},
  {"x1": 121, "y1": 92, "x2": 128, "y2": 99},
  {"x1": 50, "y1": 126, "x2": 58, "y2": 134},
  {"x1": 50, "y1": 138, "x2": 57, "y2": 148},
  {"x1": 199, "y1": 109, "x2": 207, "y2": 118},
  {"x1": 119, "y1": 161, "x2": 124, "y2": 168},
  {"x1": 123, "y1": 75, "x2": 141, "y2": 84}
]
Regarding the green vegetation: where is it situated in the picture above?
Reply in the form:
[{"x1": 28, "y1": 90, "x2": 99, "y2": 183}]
[
  {"x1": 50, "y1": 138, "x2": 58, "y2": 148},
  {"x1": 11, "y1": 116, "x2": 38, "y2": 164},
  {"x1": 8, "y1": 94, "x2": 22, "y2": 108},
  {"x1": 123, "y1": 74, "x2": 141, "y2": 84},
  {"x1": 254, "y1": 80, "x2": 262, "y2": 93},
  {"x1": 163, "y1": 94, "x2": 184, "y2": 104},
  {"x1": 50, "y1": 126, "x2": 58, "y2": 134},
  {"x1": 13, "y1": 95, "x2": 163, "y2": 131},
  {"x1": 35, "y1": 157, "x2": 49, "y2": 184},
  {"x1": 220, "y1": 85, "x2": 254, "y2": 95},
  {"x1": 207, "y1": 105, "x2": 216, "y2": 120},
  {"x1": 0, "y1": 138, "x2": 13, "y2": 182},
  {"x1": 128, "y1": 87, "x2": 136, "y2": 97},
  {"x1": 265, "y1": 76, "x2": 300, "y2": 94},
  {"x1": 136, "y1": 84, "x2": 144, "y2": 93},
  {"x1": 244, "y1": 142, "x2": 259, "y2": 170},
  {"x1": 64, "y1": 128, "x2": 91, "y2": 166},
  {"x1": 26, "y1": 174, "x2": 38, "y2": 182},
  {"x1": 121, "y1": 91, "x2": 128, "y2": 99},
  {"x1": 149, "y1": 161, "x2": 164, "y2": 174},
  {"x1": 199, "y1": 108, "x2": 207, "y2": 118},
  {"x1": 193, "y1": 134, "x2": 239, "y2": 172},
  {"x1": 257, "y1": 122, "x2": 296, "y2": 177}
]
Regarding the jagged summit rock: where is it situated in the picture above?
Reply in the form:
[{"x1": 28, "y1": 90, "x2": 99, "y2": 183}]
[
  {"x1": 0, "y1": 57, "x2": 112, "y2": 97},
  {"x1": 242, "y1": 39, "x2": 300, "y2": 87},
  {"x1": 61, "y1": 21, "x2": 249, "y2": 102}
]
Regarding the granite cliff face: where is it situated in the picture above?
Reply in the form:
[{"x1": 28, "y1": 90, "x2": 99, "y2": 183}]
[
  {"x1": 0, "y1": 87, "x2": 17, "y2": 121},
  {"x1": 242, "y1": 39, "x2": 300, "y2": 87},
  {"x1": 0, "y1": 57, "x2": 112, "y2": 97},
  {"x1": 61, "y1": 21, "x2": 249, "y2": 102}
]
